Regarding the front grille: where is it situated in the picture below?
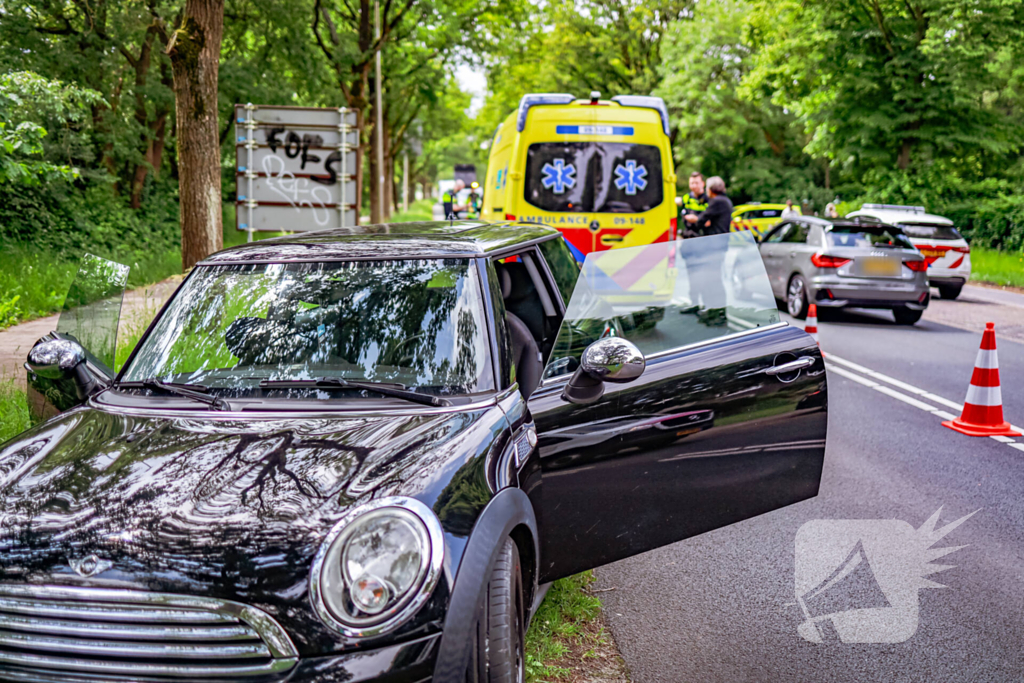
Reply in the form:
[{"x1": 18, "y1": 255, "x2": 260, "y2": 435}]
[{"x1": 0, "y1": 585, "x2": 298, "y2": 679}]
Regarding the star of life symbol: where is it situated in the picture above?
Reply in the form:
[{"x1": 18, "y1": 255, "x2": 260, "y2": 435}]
[
  {"x1": 614, "y1": 160, "x2": 647, "y2": 195},
  {"x1": 540, "y1": 158, "x2": 576, "y2": 194},
  {"x1": 793, "y1": 507, "x2": 975, "y2": 643}
]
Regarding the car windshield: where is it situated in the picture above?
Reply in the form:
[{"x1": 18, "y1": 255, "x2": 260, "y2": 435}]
[
  {"x1": 121, "y1": 259, "x2": 494, "y2": 396},
  {"x1": 897, "y1": 222, "x2": 962, "y2": 240},
  {"x1": 524, "y1": 142, "x2": 664, "y2": 213},
  {"x1": 826, "y1": 226, "x2": 914, "y2": 249}
]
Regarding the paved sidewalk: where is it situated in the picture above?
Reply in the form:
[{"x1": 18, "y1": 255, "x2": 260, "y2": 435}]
[
  {"x1": 0, "y1": 278, "x2": 179, "y2": 386},
  {"x1": 925, "y1": 285, "x2": 1024, "y2": 345}
]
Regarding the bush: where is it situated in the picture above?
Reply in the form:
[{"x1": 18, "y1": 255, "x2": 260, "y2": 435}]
[{"x1": 0, "y1": 177, "x2": 181, "y2": 327}]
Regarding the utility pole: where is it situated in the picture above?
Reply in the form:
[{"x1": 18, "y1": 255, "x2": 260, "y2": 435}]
[
  {"x1": 403, "y1": 152, "x2": 409, "y2": 213},
  {"x1": 374, "y1": 0, "x2": 386, "y2": 222}
]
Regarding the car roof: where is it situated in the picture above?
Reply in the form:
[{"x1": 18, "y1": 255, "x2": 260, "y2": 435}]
[
  {"x1": 200, "y1": 221, "x2": 561, "y2": 264},
  {"x1": 848, "y1": 208, "x2": 953, "y2": 225},
  {"x1": 733, "y1": 203, "x2": 793, "y2": 212}
]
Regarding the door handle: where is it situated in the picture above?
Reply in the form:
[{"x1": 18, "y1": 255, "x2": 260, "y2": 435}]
[{"x1": 765, "y1": 356, "x2": 816, "y2": 376}]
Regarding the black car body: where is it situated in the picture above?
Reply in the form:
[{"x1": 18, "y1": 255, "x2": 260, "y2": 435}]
[{"x1": 2, "y1": 222, "x2": 827, "y2": 682}]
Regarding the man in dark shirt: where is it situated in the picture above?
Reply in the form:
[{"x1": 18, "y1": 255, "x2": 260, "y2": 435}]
[
  {"x1": 680, "y1": 176, "x2": 731, "y2": 325},
  {"x1": 683, "y1": 175, "x2": 733, "y2": 236}
]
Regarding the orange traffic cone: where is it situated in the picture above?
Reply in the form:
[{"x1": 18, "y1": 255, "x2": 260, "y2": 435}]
[
  {"x1": 943, "y1": 322, "x2": 1021, "y2": 437},
  {"x1": 805, "y1": 304, "x2": 819, "y2": 345}
]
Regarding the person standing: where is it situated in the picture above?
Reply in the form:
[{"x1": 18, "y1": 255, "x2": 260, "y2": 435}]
[
  {"x1": 681, "y1": 176, "x2": 732, "y2": 325},
  {"x1": 684, "y1": 175, "x2": 733, "y2": 235},
  {"x1": 678, "y1": 172, "x2": 708, "y2": 237},
  {"x1": 780, "y1": 199, "x2": 800, "y2": 220},
  {"x1": 442, "y1": 180, "x2": 467, "y2": 220}
]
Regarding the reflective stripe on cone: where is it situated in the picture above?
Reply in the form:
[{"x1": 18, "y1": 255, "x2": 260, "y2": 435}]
[
  {"x1": 943, "y1": 322, "x2": 1021, "y2": 437},
  {"x1": 805, "y1": 303, "x2": 819, "y2": 345}
]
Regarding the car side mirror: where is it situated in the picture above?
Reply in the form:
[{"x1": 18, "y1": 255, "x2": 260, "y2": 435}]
[
  {"x1": 27, "y1": 338, "x2": 107, "y2": 400},
  {"x1": 562, "y1": 337, "x2": 646, "y2": 405}
]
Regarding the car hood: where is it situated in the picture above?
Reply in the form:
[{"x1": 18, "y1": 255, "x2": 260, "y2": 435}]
[{"x1": 0, "y1": 402, "x2": 501, "y2": 652}]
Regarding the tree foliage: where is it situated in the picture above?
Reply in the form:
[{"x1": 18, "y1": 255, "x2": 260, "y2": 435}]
[{"x1": 0, "y1": 72, "x2": 102, "y2": 185}]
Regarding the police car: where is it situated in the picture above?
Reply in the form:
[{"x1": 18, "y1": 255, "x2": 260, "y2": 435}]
[
  {"x1": 845, "y1": 204, "x2": 971, "y2": 299},
  {"x1": 481, "y1": 92, "x2": 677, "y2": 261},
  {"x1": 731, "y1": 203, "x2": 801, "y2": 236}
]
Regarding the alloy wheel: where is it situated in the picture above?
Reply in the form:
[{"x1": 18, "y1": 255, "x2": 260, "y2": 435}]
[{"x1": 787, "y1": 277, "x2": 806, "y2": 317}]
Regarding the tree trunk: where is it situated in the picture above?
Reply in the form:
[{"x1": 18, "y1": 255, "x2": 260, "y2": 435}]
[{"x1": 166, "y1": 0, "x2": 224, "y2": 271}]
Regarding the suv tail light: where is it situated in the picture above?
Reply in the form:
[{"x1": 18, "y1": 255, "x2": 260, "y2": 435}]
[
  {"x1": 952, "y1": 246, "x2": 970, "y2": 254},
  {"x1": 810, "y1": 254, "x2": 851, "y2": 268},
  {"x1": 904, "y1": 260, "x2": 928, "y2": 272},
  {"x1": 669, "y1": 217, "x2": 678, "y2": 241}
]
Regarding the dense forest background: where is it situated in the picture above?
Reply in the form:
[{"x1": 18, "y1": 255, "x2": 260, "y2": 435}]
[{"x1": 1, "y1": 0, "x2": 1022, "y2": 326}]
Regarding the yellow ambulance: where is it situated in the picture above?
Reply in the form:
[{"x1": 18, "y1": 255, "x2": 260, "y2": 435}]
[{"x1": 482, "y1": 93, "x2": 678, "y2": 261}]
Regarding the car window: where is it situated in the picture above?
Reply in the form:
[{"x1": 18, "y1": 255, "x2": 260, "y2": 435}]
[
  {"x1": 826, "y1": 226, "x2": 914, "y2": 250},
  {"x1": 524, "y1": 142, "x2": 664, "y2": 213},
  {"x1": 123, "y1": 259, "x2": 495, "y2": 396},
  {"x1": 898, "y1": 223, "x2": 962, "y2": 240},
  {"x1": 764, "y1": 223, "x2": 792, "y2": 243},
  {"x1": 538, "y1": 237, "x2": 581, "y2": 304},
  {"x1": 542, "y1": 232, "x2": 780, "y2": 379},
  {"x1": 781, "y1": 222, "x2": 810, "y2": 243}
]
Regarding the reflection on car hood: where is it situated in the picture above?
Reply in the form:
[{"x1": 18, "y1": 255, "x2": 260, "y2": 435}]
[{"x1": 0, "y1": 404, "x2": 494, "y2": 652}]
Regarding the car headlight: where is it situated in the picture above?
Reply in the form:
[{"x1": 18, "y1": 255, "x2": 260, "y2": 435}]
[{"x1": 310, "y1": 496, "x2": 444, "y2": 638}]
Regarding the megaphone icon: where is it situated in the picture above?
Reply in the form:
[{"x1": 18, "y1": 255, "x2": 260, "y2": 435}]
[{"x1": 797, "y1": 540, "x2": 891, "y2": 640}]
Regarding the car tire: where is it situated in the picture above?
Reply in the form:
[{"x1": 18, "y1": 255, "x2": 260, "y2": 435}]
[
  {"x1": 892, "y1": 307, "x2": 923, "y2": 325},
  {"x1": 470, "y1": 538, "x2": 525, "y2": 683},
  {"x1": 787, "y1": 275, "x2": 809, "y2": 320},
  {"x1": 937, "y1": 284, "x2": 962, "y2": 300}
]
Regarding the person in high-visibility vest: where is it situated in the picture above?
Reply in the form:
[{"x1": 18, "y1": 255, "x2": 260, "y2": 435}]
[
  {"x1": 442, "y1": 180, "x2": 467, "y2": 220},
  {"x1": 679, "y1": 171, "x2": 708, "y2": 237},
  {"x1": 467, "y1": 181, "x2": 483, "y2": 219}
]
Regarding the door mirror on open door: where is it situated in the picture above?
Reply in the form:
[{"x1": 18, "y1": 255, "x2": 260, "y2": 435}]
[
  {"x1": 25, "y1": 254, "x2": 129, "y2": 423},
  {"x1": 563, "y1": 337, "x2": 645, "y2": 404}
]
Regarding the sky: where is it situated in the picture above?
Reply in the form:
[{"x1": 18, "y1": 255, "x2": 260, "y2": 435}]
[{"x1": 455, "y1": 64, "x2": 488, "y2": 118}]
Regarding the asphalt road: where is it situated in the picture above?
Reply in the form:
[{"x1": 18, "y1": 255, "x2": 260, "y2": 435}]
[{"x1": 594, "y1": 285, "x2": 1024, "y2": 682}]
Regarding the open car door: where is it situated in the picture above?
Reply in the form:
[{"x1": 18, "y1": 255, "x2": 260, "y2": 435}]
[
  {"x1": 529, "y1": 232, "x2": 827, "y2": 582},
  {"x1": 25, "y1": 254, "x2": 129, "y2": 423}
]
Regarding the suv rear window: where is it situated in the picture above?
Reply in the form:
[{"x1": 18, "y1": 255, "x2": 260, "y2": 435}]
[
  {"x1": 826, "y1": 226, "x2": 914, "y2": 250},
  {"x1": 524, "y1": 142, "x2": 663, "y2": 213},
  {"x1": 897, "y1": 223, "x2": 962, "y2": 240}
]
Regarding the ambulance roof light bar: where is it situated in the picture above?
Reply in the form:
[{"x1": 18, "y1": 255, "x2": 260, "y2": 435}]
[
  {"x1": 611, "y1": 95, "x2": 671, "y2": 136},
  {"x1": 516, "y1": 94, "x2": 575, "y2": 132},
  {"x1": 861, "y1": 203, "x2": 927, "y2": 213}
]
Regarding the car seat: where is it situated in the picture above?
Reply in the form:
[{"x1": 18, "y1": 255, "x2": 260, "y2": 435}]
[{"x1": 495, "y1": 263, "x2": 542, "y2": 397}]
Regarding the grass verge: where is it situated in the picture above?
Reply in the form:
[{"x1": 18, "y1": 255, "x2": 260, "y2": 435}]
[
  {"x1": 389, "y1": 198, "x2": 436, "y2": 223},
  {"x1": 970, "y1": 246, "x2": 1024, "y2": 289},
  {"x1": 0, "y1": 377, "x2": 30, "y2": 443},
  {"x1": 526, "y1": 573, "x2": 628, "y2": 682}
]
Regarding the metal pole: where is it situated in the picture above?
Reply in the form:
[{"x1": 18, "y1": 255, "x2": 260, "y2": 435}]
[
  {"x1": 403, "y1": 152, "x2": 409, "y2": 213},
  {"x1": 374, "y1": 0, "x2": 385, "y2": 222}
]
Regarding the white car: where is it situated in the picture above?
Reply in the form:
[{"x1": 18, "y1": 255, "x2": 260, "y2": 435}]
[{"x1": 846, "y1": 204, "x2": 971, "y2": 299}]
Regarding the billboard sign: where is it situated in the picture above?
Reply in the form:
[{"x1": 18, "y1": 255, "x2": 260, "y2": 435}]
[{"x1": 234, "y1": 104, "x2": 359, "y2": 234}]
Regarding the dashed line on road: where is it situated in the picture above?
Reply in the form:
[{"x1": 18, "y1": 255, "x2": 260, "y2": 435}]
[{"x1": 823, "y1": 353, "x2": 1024, "y2": 454}]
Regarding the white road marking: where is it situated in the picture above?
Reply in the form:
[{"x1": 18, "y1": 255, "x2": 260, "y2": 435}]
[
  {"x1": 824, "y1": 356, "x2": 1024, "y2": 454},
  {"x1": 826, "y1": 353, "x2": 965, "y2": 411}
]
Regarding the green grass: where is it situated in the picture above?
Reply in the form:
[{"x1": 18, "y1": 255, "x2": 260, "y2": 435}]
[
  {"x1": 970, "y1": 246, "x2": 1024, "y2": 289},
  {"x1": 389, "y1": 198, "x2": 436, "y2": 223},
  {"x1": 0, "y1": 378, "x2": 30, "y2": 444},
  {"x1": 526, "y1": 572, "x2": 614, "y2": 682}
]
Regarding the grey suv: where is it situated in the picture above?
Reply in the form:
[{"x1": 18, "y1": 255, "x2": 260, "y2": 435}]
[{"x1": 758, "y1": 216, "x2": 929, "y2": 324}]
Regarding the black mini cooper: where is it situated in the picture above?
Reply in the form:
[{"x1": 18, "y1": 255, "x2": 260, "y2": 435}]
[{"x1": 2, "y1": 222, "x2": 827, "y2": 682}]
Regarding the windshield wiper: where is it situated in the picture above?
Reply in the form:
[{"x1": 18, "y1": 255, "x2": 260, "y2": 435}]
[
  {"x1": 119, "y1": 379, "x2": 232, "y2": 411},
  {"x1": 258, "y1": 377, "x2": 451, "y2": 407}
]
